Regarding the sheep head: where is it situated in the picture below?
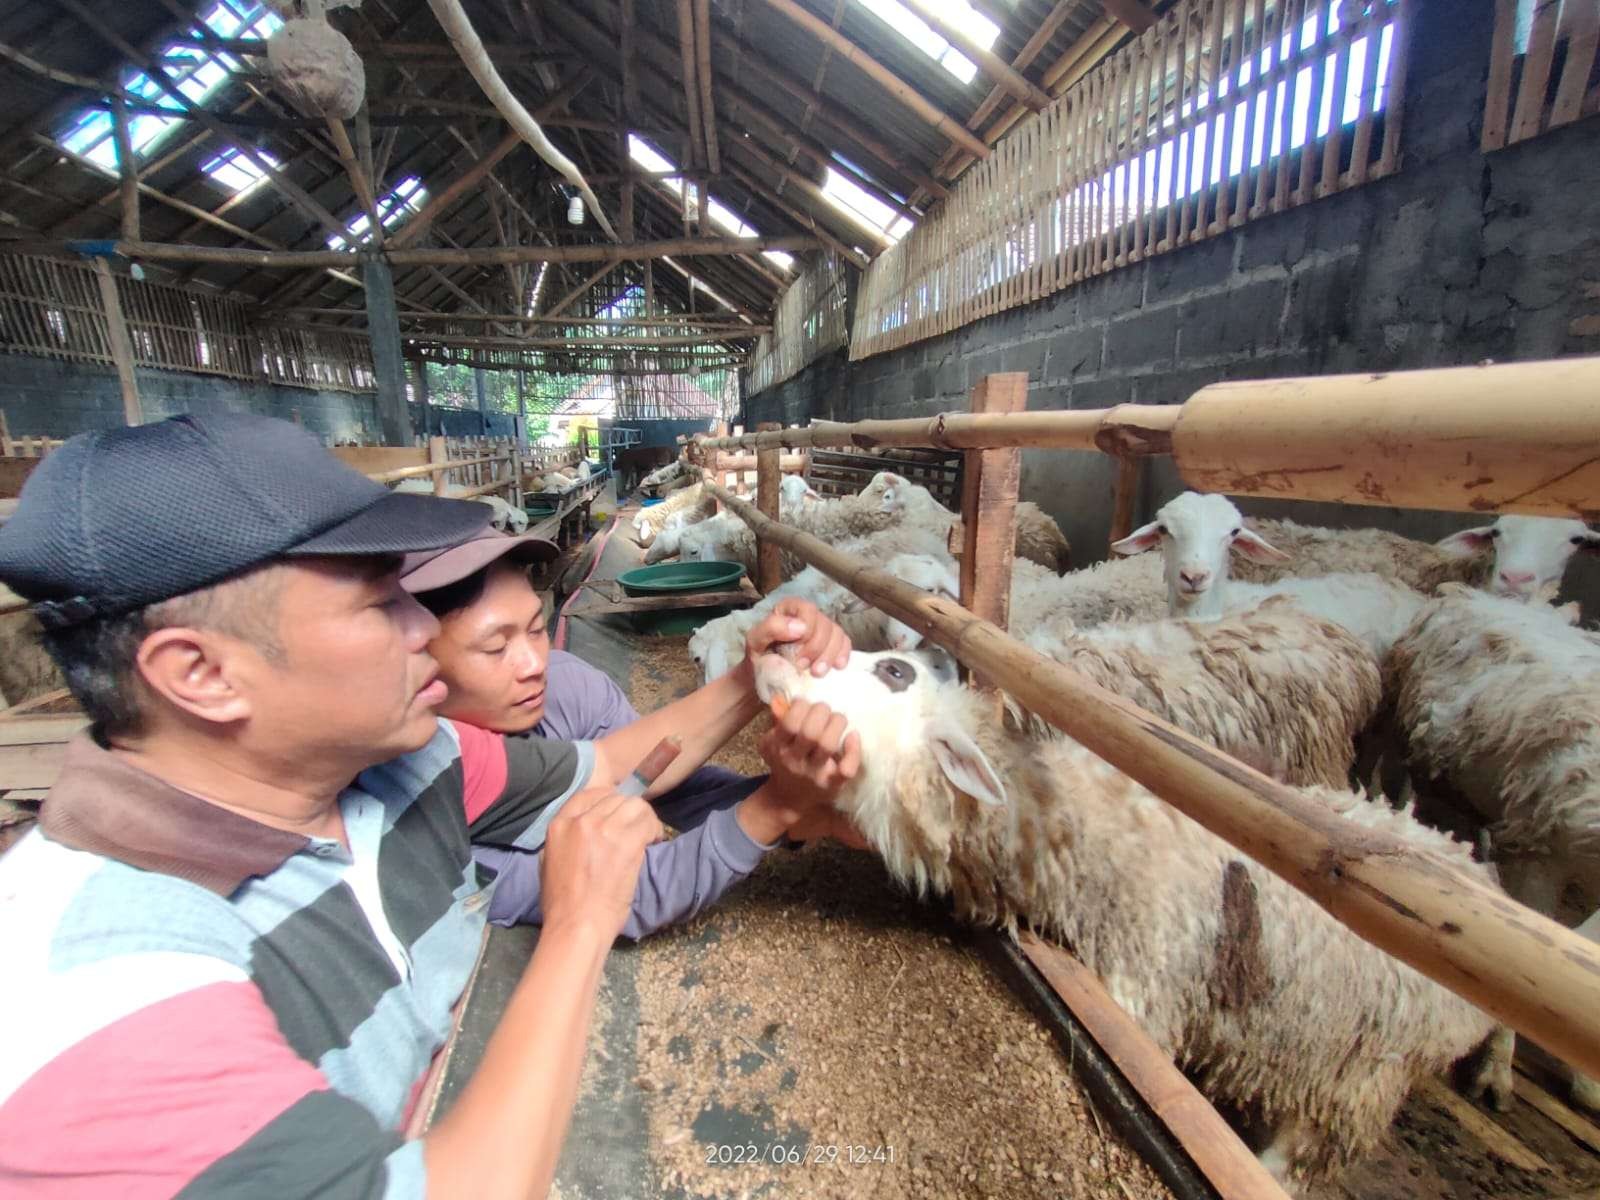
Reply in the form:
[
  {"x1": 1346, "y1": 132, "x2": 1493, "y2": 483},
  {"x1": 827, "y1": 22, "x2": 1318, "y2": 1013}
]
[
  {"x1": 1437, "y1": 515, "x2": 1600, "y2": 603},
  {"x1": 1111, "y1": 491, "x2": 1287, "y2": 618},
  {"x1": 753, "y1": 647, "x2": 1005, "y2": 890}
]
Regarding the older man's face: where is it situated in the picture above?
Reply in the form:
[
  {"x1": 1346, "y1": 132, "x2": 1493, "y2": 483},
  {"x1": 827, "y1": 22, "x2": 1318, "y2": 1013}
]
[{"x1": 245, "y1": 557, "x2": 448, "y2": 763}]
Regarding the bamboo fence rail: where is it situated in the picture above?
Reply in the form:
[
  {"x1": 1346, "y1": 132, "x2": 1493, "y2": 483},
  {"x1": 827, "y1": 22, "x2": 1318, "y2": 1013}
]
[
  {"x1": 846, "y1": 0, "x2": 1410, "y2": 362},
  {"x1": 706, "y1": 358, "x2": 1600, "y2": 521}
]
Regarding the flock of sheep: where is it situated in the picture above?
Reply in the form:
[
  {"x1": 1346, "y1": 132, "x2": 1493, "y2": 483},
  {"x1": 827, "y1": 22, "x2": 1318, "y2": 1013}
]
[
  {"x1": 392, "y1": 457, "x2": 596, "y2": 536},
  {"x1": 631, "y1": 456, "x2": 1600, "y2": 1188}
]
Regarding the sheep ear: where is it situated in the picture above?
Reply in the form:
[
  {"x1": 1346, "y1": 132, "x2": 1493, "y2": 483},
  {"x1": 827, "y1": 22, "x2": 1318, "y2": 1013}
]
[
  {"x1": 1436, "y1": 526, "x2": 1497, "y2": 557},
  {"x1": 1230, "y1": 528, "x2": 1290, "y2": 563},
  {"x1": 840, "y1": 595, "x2": 869, "y2": 613},
  {"x1": 1110, "y1": 520, "x2": 1162, "y2": 556},
  {"x1": 929, "y1": 720, "x2": 1007, "y2": 807},
  {"x1": 805, "y1": 486, "x2": 822, "y2": 501}
]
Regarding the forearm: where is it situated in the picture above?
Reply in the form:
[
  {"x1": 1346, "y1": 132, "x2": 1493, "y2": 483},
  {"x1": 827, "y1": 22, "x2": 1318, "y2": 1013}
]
[
  {"x1": 593, "y1": 663, "x2": 763, "y2": 798},
  {"x1": 485, "y1": 806, "x2": 773, "y2": 939},
  {"x1": 422, "y1": 919, "x2": 610, "y2": 1200}
]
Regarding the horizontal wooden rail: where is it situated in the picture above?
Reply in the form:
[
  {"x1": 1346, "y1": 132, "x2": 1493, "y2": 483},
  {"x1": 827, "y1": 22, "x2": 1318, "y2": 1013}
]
[
  {"x1": 693, "y1": 404, "x2": 1179, "y2": 456},
  {"x1": 703, "y1": 479, "x2": 1600, "y2": 1082},
  {"x1": 9, "y1": 235, "x2": 822, "y2": 270},
  {"x1": 368, "y1": 455, "x2": 504, "y2": 484},
  {"x1": 708, "y1": 358, "x2": 1600, "y2": 519}
]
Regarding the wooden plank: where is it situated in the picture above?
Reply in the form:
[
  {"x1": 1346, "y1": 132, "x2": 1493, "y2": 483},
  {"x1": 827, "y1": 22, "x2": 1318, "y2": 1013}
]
[
  {"x1": 0, "y1": 457, "x2": 41, "y2": 499},
  {"x1": 1412, "y1": 1076, "x2": 1554, "y2": 1173},
  {"x1": 1510, "y1": 0, "x2": 1563, "y2": 144},
  {"x1": 93, "y1": 259, "x2": 142, "y2": 425},
  {"x1": 1515, "y1": 1067, "x2": 1600, "y2": 1156},
  {"x1": 1376, "y1": 0, "x2": 1411, "y2": 175},
  {"x1": 1551, "y1": 0, "x2": 1600, "y2": 127},
  {"x1": 0, "y1": 689, "x2": 74, "y2": 718},
  {"x1": 958, "y1": 374, "x2": 1025, "y2": 688},
  {"x1": 1108, "y1": 454, "x2": 1142, "y2": 550},
  {"x1": 1019, "y1": 934, "x2": 1289, "y2": 1200},
  {"x1": 331, "y1": 446, "x2": 431, "y2": 475},
  {"x1": 755, "y1": 422, "x2": 783, "y2": 594}
]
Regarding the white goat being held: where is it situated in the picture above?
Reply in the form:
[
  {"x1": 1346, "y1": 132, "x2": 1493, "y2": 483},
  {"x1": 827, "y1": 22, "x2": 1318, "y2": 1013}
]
[{"x1": 752, "y1": 648, "x2": 1496, "y2": 1186}]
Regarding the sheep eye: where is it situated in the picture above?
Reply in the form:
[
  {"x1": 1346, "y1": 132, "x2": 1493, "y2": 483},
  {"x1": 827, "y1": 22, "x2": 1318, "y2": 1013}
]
[
  {"x1": 1572, "y1": 535, "x2": 1586, "y2": 545},
  {"x1": 1156, "y1": 523, "x2": 1168, "y2": 535},
  {"x1": 1490, "y1": 528, "x2": 1502, "y2": 539},
  {"x1": 1230, "y1": 527, "x2": 1240, "y2": 537},
  {"x1": 874, "y1": 657, "x2": 916, "y2": 692}
]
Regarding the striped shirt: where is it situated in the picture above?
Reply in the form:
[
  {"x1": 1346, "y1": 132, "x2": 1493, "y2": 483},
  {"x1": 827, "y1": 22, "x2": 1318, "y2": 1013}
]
[{"x1": 0, "y1": 719, "x2": 593, "y2": 1199}]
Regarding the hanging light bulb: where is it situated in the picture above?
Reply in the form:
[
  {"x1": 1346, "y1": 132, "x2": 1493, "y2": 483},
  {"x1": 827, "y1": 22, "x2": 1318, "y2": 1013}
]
[{"x1": 567, "y1": 195, "x2": 585, "y2": 226}]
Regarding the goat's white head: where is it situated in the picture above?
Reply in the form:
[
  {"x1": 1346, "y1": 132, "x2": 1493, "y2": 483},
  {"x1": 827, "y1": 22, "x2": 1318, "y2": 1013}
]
[
  {"x1": 778, "y1": 473, "x2": 821, "y2": 515},
  {"x1": 753, "y1": 646, "x2": 1002, "y2": 814},
  {"x1": 860, "y1": 471, "x2": 909, "y2": 515},
  {"x1": 1110, "y1": 492, "x2": 1288, "y2": 617},
  {"x1": 1436, "y1": 515, "x2": 1599, "y2": 602}
]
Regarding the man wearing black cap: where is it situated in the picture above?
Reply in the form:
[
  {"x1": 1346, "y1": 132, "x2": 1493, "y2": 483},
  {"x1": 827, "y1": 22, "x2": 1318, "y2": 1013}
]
[{"x1": 0, "y1": 413, "x2": 857, "y2": 1198}]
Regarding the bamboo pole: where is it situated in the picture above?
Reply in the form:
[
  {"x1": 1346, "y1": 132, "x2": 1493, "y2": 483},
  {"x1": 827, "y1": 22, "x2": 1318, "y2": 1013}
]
[
  {"x1": 92, "y1": 259, "x2": 142, "y2": 425},
  {"x1": 1173, "y1": 359, "x2": 1600, "y2": 520},
  {"x1": 388, "y1": 131, "x2": 521, "y2": 249},
  {"x1": 701, "y1": 479, "x2": 1600, "y2": 1082},
  {"x1": 540, "y1": 262, "x2": 621, "y2": 322},
  {"x1": 695, "y1": 403, "x2": 1181, "y2": 454},
  {"x1": 756, "y1": 0, "x2": 991, "y2": 161},
  {"x1": 425, "y1": 0, "x2": 619, "y2": 241},
  {"x1": 675, "y1": 0, "x2": 706, "y2": 170},
  {"x1": 13, "y1": 236, "x2": 821, "y2": 270},
  {"x1": 110, "y1": 94, "x2": 139, "y2": 243},
  {"x1": 695, "y1": 0, "x2": 720, "y2": 173},
  {"x1": 755, "y1": 422, "x2": 782, "y2": 594},
  {"x1": 901, "y1": 0, "x2": 1053, "y2": 111}
]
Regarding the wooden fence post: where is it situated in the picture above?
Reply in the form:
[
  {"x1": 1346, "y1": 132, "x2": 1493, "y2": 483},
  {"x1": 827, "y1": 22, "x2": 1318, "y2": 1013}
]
[
  {"x1": 1108, "y1": 454, "x2": 1142, "y2": 551},
  {"x1": 755, "y1": 422, "x2": 782, "y2": 593},
  {"x1": 92, "y1": 259, "x2": 143, "y2": 426},
  {"x1": 428, "y1": 435, "x2": 449, "y2": 496},
  {"x1": 958, "y1": 374, "x2": 1025, "y2": 690}
]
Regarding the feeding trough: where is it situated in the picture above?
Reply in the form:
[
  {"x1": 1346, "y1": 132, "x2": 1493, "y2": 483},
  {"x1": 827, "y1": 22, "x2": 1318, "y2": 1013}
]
[{"x1": 615, "y1": 561, "x2": 746, "y2": 636}]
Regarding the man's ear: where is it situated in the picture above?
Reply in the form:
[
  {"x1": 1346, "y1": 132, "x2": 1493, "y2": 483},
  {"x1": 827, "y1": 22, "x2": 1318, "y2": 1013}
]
[
  {"x1": 929, "y1": 719, "x2": 1007, "y2": 807},
  {"x1": 135, "y1": 626, "x2": 256, "y2": 727}
]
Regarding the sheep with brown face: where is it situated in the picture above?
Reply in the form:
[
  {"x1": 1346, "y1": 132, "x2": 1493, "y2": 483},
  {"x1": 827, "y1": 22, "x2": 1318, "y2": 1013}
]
[{"x1": 753, "y1": 647, "x2": 1496, "y2": 1187}]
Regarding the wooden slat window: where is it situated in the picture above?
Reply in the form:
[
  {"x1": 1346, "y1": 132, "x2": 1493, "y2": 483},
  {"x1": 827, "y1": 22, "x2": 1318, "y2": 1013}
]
[
  {"x1": 1483, "y1": 0, "x2": 1600, "y2": 151},
  {"x1": 851, "y1": 0, "x2": 1411, "y2": 360},
  {"x1": 744, "y1": 251, "x2": 850, "y2": 397}
]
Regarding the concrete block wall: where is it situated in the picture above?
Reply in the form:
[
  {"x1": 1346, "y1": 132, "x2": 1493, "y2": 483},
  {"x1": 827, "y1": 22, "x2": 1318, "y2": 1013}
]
[
  {"x1": 0, "y1": 354, "x2": 382, "y2": 445},
  {"x1": 745, "y1": 0, "x2": 1600, "y2": 606}
]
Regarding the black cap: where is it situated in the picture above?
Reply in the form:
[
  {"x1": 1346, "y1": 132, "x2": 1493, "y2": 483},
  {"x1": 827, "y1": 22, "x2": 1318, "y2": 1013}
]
[{"x1": 0, "y1": 413, "x2": 494, "y2": 630}]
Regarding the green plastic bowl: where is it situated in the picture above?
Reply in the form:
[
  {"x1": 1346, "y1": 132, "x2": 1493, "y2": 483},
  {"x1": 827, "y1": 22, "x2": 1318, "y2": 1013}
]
[
  {"x1": 616, "y1": 561, "x2": 746, "y2": 636},
  {"x1": 523, "y1": 502, "x2": 557, "y2": 519}
]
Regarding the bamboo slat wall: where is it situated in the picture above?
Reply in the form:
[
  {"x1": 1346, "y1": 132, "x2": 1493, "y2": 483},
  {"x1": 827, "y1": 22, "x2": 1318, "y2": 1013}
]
[
  {"x1": 850, "y1": 0, "x2": 1411, "y2": 361},
  {"x1": 1483, "y1": 0, "x2": 1600, "y2": 152},
  {"x1": 0, "y1": 254, "x2": 376, "y2": 392},
  {"x1": 743, "y1": 251, "x2": 850, "y2": 395}
]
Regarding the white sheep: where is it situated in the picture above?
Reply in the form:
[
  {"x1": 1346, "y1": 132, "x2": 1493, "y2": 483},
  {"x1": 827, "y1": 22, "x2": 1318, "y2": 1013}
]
[
  {"x1": 1387, "y1": 585, "x2": 1600, "y2": 1112},
  {"x1": 1434, "y1": 513, "x2": 1599, "y2": 602},
  {"x1": 859, "y1": 472, "x2": 1073, "y2": 573},
  {"x1": 633, "y1": 484, "x2": 715, "y2": 545},
  {"x1": 753, "y1": 647, "x2": 1496, "y2": 1186},
  {"x1": 639, "y1": 459, "x2": 691, "y2": 495},
  {"x1": 1112, "y1": 492, "x2": 1426, "y2": 659},
  {"x1": 1225, "y1": 511, "x2": 1597, "y2": 603},
  {"x1": 393, "y1": 479, "x2": 527, "y2": 534}
]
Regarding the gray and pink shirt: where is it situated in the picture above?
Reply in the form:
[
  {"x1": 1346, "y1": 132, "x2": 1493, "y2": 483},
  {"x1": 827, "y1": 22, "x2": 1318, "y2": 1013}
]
[{"x1": 473, "y1": 649, "x2": 770, "y2": 938}]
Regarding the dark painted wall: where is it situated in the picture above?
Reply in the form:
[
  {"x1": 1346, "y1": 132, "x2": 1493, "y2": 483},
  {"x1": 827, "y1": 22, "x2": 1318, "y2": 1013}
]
[
  {"x1": 744, "y1": 0, "x2": 1600, "y2": 611},
  {"x1": 1, "y1": 354, "x2": 383, "y2": 445}
]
